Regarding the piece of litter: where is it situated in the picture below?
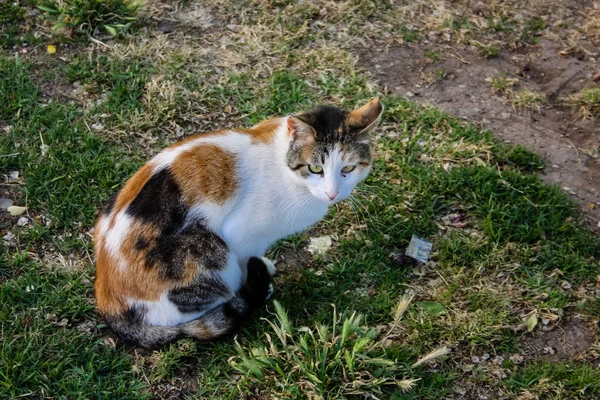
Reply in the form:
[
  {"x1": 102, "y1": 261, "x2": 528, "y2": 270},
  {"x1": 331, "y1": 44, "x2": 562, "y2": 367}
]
[
  {"x1": 47, "y1": 44, "x2": 57, "y2": 54},
  {"x1": 7, "y1": 205, "x2": 27, "y2": 216},
  {"x1": 8, "y1": 171, "x2": 18, "y2": 179},
  {"x1": 0, "y1": 198, "x2": 14, "y2": 209},
  {"x1": 307, "y1": 236, "x2": 332, "y2": 257},
  {"x1": 405, "y1": 235, "x2": 433, "y2": 263}
]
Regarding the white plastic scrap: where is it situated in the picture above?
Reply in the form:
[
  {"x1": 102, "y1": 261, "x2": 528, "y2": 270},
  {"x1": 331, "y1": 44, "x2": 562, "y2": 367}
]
[{"x1": 405, "y1": 235, "x2": 433, "y2": 263}]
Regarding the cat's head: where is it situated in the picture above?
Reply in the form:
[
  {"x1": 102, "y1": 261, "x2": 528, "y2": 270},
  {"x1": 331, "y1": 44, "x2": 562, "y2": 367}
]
[{"x1": 286, "y1": 98, "x2": 383, "y2": 204}]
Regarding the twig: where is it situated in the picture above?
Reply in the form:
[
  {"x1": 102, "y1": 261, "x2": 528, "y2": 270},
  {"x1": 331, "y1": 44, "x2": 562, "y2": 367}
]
[
  {"x1": 547, "y1": 71, "x2": 581, "y2": 102},
  {"x1": 450, "y1": 52, "x2": 470, "y2": 64},
  {"x1": 89, "y1": 36, "x2": 113, "y2": 49},
  {"x1": 0, "y1": 152, "x2": 20, "y2": 158},
  {"x1": 566, "y1": 139, "x2": 582, "y2": 165}
]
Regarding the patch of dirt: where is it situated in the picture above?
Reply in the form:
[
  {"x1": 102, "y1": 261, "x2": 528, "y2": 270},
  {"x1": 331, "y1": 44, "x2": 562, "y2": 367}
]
[
  {"x1": 357, "y1": 38, "x2": 600, "y2": 231},
  {"x1": 522, "y1": 315, "x2": 597, "y2": 361},
  {"x1": 151, "y1": 376, "x2": 198, "y2": 400}
]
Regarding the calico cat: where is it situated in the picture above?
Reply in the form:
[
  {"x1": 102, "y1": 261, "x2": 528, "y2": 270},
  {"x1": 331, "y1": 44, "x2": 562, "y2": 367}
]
[{"x1": 94, "y1": 98, "x2": 383, "y2": 348}]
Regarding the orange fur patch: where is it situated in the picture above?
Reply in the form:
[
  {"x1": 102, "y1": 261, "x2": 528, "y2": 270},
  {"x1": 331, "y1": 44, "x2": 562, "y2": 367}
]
[
  {"x1": 347, "y1": 98, "x2": 381, "y2": 128},
  {"x1": 238, "y1": 117, "x2": 281, "y2": 144},
  {"x1": 113, "y1": 164, "x2": 153, "y2": 215},
  {"x1": 170, "y1": 144, "x2": 238, "y2": 205},
  {"x1": 95, "y1": 220, "x2": 200, "y2": 316}
]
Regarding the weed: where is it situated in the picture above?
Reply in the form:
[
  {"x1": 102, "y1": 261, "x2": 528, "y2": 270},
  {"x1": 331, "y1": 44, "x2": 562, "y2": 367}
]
[
  {"x1": 231, "y1": 299, "x2": 450, "y2": 398},
  {"x1": 39, "y1": 0, "x2": 141, "y2": 37},
  {"x1": 510, "y1": 89, "x2": 546, "y2": 113},
  {"x1": 566, "y1": 87, "x2": 600, "y2": 120},
  {"x1": 475, "y1": 41, "x2": 501, "y2": 58},
  {"x1": 487, "y1": 73, "x2": 519, "y2": 94}
]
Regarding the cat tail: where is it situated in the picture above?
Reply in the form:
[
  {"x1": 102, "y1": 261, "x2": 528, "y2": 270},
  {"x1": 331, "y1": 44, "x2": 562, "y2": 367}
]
[{"x1": 106, "y1": 257, "x2": 274, "y2": 348}]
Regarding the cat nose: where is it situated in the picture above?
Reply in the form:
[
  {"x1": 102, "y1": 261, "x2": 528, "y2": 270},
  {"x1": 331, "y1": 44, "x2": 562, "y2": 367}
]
[{"x1": 326, "y1": 191, "x2": 338, "y2": 200}]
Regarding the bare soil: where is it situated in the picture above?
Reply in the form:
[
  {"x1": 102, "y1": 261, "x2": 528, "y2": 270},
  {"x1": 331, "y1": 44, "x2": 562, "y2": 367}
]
[
  {"x1": 522, "y1": 315, "x2": 597, "y2": 361},
  {"x1": 357, "y1": 38, "x2": 600, "y2": 231}
]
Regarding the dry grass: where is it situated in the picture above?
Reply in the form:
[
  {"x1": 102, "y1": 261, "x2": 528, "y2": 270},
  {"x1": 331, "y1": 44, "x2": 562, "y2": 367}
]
[{"x1": 567, "y1": 87, "x2": 600, "y2": 120}]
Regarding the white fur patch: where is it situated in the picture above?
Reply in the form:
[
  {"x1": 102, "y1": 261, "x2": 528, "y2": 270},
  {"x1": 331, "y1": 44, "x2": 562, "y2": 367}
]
[
  {"x1": 132, "y1": 294, "x2": 213, "y2": 326},
  {"x1": 105, "y1": 211, "x2": 132, "y2": 263},
  {"x1": 261, "y1": 257, "x2": 277, "y2": 276},
  {"x1": 217, "y1": 252, "x2": 243, "y2": 293}
]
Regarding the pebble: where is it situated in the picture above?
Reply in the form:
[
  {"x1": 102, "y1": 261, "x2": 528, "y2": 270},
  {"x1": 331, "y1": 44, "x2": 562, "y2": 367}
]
[
  {"x1": 8, "y1": 171, "x2": 18, "y2": 179},
  {"x1": 2, "y1": 231, "x2": 15, "y2": 241},
  {"x1": 16, "y1": 217, "x2": 29, "y2": 226}
]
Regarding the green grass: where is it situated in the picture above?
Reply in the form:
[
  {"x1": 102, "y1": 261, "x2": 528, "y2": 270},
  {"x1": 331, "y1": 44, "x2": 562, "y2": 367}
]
[
  {"x1": 38, "y1": 0, "x2": 140, "y2": 37},
  {"x1": 1, "y1": 1, "x2": 600, "y2": 398}
]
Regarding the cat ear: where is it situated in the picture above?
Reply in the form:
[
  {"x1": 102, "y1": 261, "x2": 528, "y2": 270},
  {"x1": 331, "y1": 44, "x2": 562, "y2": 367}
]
[
  {"x1": 346, "y1": 98, "x2": 383, "y2": 139},
  {"x1": 287, "y1": 116, "x2": 316, "y2": 143}
]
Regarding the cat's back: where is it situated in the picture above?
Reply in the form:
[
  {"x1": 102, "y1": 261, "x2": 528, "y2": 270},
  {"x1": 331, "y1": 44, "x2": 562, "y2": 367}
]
[{"x1": 93, "y1": 121, "x2": 283, "y2": 316}]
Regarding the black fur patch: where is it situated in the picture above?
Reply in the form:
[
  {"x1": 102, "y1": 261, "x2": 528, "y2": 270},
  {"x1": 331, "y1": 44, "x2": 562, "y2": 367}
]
[
  {"x1": 239, "y1": 257, "x2": 272, "y2": 308},
  {"x1": 126, "y1": 168, "x2": 187, "y2": 234},
  {"x1": 146, "y1": 220, "x2": 229, "y2": 280},
  {"x1": 101, "y1": 193, "x2": 118, "y2": 216},
  {"x1": 296, "y1": 105, "x2": 364, "y2": 144},
  {"x1": 134, "y1": 238, "x2": 150, "y2": 250},
  {"x1": 169, "y1": 276, "x2": 231, "y2": 313}
]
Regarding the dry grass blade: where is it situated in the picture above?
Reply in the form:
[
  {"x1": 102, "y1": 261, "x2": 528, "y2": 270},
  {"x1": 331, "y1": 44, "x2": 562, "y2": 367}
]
[
  {"x1": 411, "y1": 346, "x2": 451, "y2": 368},
  {"x1": 398, "y1": 378, "x2": 421, "y2": 393}
]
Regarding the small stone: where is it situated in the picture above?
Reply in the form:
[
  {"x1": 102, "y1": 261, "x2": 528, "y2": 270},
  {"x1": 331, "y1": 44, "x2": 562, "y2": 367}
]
[
  {"x1": 509, "y1": 353, "x2": 524, "y2": 364},
  {"x1": 390, "y1": 251, "x2": 418, "y2": 267},
  {"x1": 8, "y1": 171, "x2": 18, "y2": 179},
  {"x1": 0, "y1": 198, "x2": 14, "y2": 209},
  {"x1": 91, "y1": 123, "x2": 104, "y2": 131},
  {"x1": 481, "y1": 353, "x2": 490, "y2": 361},
  {"x1": 561, "y1": 281, "x2": 572, "y2": 290},
  {"x1": 55, "y1": 318, "x2": 69, "y2": 327},
  {"x1": 2, "y1": 231, "x2": 15, "y2": 241},
  {"x1": 500, "y1": 112, "x2": 511, "y2": 119},
  {"x1": 157, "y1": 20, "x2": 177, "y2": 33},
  {"x1": 16, "y1": 217, "x2": 29, "y2": 226},
  {"x1": 405, "y1": 91, "x2": 415, "y2": 97}
]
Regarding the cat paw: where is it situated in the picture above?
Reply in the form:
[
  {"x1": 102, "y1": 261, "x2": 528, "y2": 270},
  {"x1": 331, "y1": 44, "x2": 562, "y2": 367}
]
[
  {"x1": 261, "y1": 257, "x2": 277, "y2": 276},
  {"x1": 265, "y1": 283, "x2": 274, "y2": 300}
]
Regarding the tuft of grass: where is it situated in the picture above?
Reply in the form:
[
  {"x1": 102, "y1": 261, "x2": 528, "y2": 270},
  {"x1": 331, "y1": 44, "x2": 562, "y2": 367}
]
[
  {"x1": 421, "y1": 68, "x2": 448, "y2": 85},
  {"x1": 509, "y1": 89, "x2": 547, "y2": 113},
  {"x1": 566, "y1": 87, "x2": 600, "y2": 120},
  {"x1": 474, "y1": 41, "x2": 501, "y2": 58},
  {"x1": 231, "y1": 299, "x2": 450, "y2": 398},
  {"x1": 39, "y1": 0, "x2": 142, "y2": 37},
  {"x1": 505, "y1": 362, "x2": 600, "y2": 399},
  {"x1": 487, "y1": 73, "x2": 519, "y2": 94}
]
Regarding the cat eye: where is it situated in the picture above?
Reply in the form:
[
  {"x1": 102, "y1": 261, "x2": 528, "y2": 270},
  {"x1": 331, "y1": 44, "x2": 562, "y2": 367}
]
[
  {"x1": 341, "y1": 165, "x2": 356, "y2": 173},
  {"x1": 308, "y1": 165, "x2": 323, "y2": 174}
]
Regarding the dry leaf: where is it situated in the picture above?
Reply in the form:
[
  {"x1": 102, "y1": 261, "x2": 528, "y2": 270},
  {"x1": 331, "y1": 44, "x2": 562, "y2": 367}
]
[
  {"x1": 526, "y1": 313, "x2": 538, "y2": 332},
  {"x1": 7, "y1": 205, "x2": 27, "y2": 216}
]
